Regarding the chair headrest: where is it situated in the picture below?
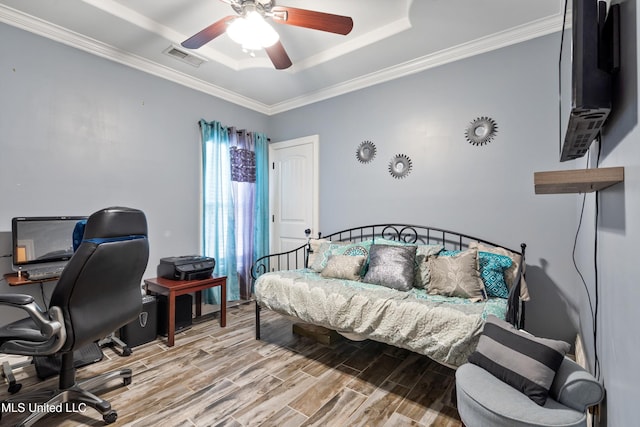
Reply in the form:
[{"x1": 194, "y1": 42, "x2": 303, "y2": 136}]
[{"x1": 82, "y1": 207, "x2": 147, "y2": 239}]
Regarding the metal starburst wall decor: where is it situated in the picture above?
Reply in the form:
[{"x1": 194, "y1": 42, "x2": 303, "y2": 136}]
[
  {"x1": 388, "y1": 154, "x2": 412, "y2": 179},
  {"x1": 465, "y1": 116, "x2": 498, "y2": 146},
  {"x1": 356, "y1": 140, "x2": 377, "y2": 163}
]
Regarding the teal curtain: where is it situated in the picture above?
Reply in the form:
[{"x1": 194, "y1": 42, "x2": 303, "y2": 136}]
[
  {"x1": 253, "y1": 132, "x2": 269, "y2": 293},
  {"x1": 200, "y1": 120, "x2": 269, "y2": 302},
  {"x1": 200, "y1": 119, "x2": 239, "y2": 303}
]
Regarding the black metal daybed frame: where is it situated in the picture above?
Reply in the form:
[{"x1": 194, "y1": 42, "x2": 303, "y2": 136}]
[{"x1": 251, "y1": 223, "x2": 527, "y2": 341}]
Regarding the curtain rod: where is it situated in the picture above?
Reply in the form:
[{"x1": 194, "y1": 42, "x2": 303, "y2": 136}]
[
  {"x1": 227, "y1": 129, "x2": 270, "y2": 141},
  {"x1": 198, "y1": 121, "x2": 270, "y2": 141}
]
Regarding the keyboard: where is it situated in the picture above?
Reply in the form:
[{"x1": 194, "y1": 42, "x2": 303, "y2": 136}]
[{"x1": 25, "y1": 266, "x2": 65, "y2": 281}]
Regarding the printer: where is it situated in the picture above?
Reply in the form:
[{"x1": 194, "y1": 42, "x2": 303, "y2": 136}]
[{"x1": 157, "y1": 256, "x2": 215, "y2": 281}]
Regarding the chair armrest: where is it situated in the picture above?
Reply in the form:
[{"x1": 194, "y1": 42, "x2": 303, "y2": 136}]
[
  {"x1": 0, "y1": 293, "x2": 35, "y2": 306},
  {"x1": 0, "y1": 294, "x2": 66, "y2": 355},
  {"x1": 0, "y1": 293, "x2": 51, "y2": 332},
  {"x1": 550, "y1": 357, "x2": 604, "y2": 412}
]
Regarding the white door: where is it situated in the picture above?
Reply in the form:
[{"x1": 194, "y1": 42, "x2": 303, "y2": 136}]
[{"x1": 269, "y1": 135, "x2": 319, "y2": 267}]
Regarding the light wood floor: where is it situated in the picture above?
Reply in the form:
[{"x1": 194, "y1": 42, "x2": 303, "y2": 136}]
[{"x1": 0, "y1": 302, "x2": 462, "y2": 427}]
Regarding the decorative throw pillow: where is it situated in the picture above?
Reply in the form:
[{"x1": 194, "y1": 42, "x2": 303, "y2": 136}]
[
  {"x1": 372, "y1": 238, "x2": 443, "y2": 288},
  {"x1": 309, "y1": 241, "x2": 371, "y2": 272},
  {"x1": 362, "y1": 244, "x2": 417, "y2": 291},
  {"x1": 307, "y1": 238, "x2": 329, "y2": 268},
  {"x1": 437, "y1": 249, "x2": 512, "y2": 299},
  {"x1": 477, "y1": 252, "x2": 512, "y2": 298},
  {"x1": 309, "y1": 241, "x2": 332, "y2": 272},
  {"x1": 427, "y1": 248, "x2": 485, "y2": 301},
  {"x1": 469, "y1": 242, "x2": 530, "y2": 301},
  {"x1": 468, "y1": 315, "x2": 570, "y2": 406},
  {"x1": 320, "y1": 255, "x2": 367, "y2": 281},
  {"x1": 414, "y1": 244, "x2": 445, "y2": 288}
]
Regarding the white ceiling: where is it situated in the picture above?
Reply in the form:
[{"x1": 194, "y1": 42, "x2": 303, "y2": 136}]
[{"x1": 0, "y1": 0, "x2": 565, "y2": 115}]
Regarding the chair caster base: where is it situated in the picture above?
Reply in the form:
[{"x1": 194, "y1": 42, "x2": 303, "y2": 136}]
[
  {"x1": 103, "y1": 410, "x2": 118, "y2": 424},
  {"x1": 8, "y1": 382, "x2": 22, "y2": 394}
]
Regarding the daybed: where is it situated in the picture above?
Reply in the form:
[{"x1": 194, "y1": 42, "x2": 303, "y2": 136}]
[{"x1": 251, "y1": 224, "x2": 528, "y2": 368}]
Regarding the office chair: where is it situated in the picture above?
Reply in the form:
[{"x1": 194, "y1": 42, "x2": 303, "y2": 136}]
[
  {"x1": 0, "y1": 206, "x2": 149, "y2": 425},
  {"x1": 74, "y1": 218, "x2": 134, "y2": 358}
]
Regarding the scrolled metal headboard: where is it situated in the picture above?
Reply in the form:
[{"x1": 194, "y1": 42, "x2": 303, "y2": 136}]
[
  {"x1": 251, "y1": 223, "x2": 524, "y2": 278},
  {"x1": 318, "y1": 223, "x2": 524, "y2": 254}
]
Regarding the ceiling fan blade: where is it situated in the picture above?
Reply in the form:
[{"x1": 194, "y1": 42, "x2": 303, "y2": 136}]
[
  {"x1": 181, "y1": 16, "x2": 236, "y2": 49},
  {"x1": 271, "y1": 7, "x2": 353, "y2": 35},
  {"x1": 265, "y1": 41, "x2": 292, "y2": 70}
]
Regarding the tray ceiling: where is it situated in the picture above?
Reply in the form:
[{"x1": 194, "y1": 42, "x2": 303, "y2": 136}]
[{"x1": 0, "y1": 0, "x2": 565, "y2": 114}]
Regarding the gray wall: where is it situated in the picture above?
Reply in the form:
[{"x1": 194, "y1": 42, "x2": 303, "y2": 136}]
[
  {"x1": 268, "y1": 33, "x2": 581, "y2": 346},
  {"x1": 572, "y1": 0, "x2": 639, "y2": 425},
  {"x1": 0, "y1": 23, "x2": 269, "y2": 319}
]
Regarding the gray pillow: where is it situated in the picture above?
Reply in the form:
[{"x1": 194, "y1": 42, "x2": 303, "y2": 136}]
[
  {"x1": 362, "y1": 244, "x2": 417, "y2": 291},
  {"x1": 468, "y1": 315, "x2": 571, "y2": 406},
  {"x1": 371, "y1": 238, "x2": 443, "y2": 288}
]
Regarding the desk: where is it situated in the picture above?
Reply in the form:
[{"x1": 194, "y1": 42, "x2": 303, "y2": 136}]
[
  {"x1": 3, "y1": 273, "x2": 58, "y2": 286},
  {"x1": 144, "y1": 276, "x2": 226, "y2": 347}
]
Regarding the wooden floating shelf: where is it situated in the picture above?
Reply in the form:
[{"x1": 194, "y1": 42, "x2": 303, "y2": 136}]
[{"x1": 534, "y1": 167, "x2": 624, "y2": 194}]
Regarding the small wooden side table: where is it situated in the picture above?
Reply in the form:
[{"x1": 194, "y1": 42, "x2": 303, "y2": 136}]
[{"x1": 144, "y1": 275, "x2": 227, "y2": 347}]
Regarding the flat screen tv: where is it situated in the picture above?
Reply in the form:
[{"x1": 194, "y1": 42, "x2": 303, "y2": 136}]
[
  {"x1": 559, "y1": 0, "x2": 619, "y2": 162},
  {"x1": 11, "y1": 216, "x2": 87, "y2": 272}
]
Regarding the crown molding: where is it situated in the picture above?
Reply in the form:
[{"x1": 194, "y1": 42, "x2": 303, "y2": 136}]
[
  {"x1": 80, "y1": 0, "x2": 414, "y2": 74},
  {"x1": 268, "y1": 14, "x2": 564, "y2": 114},
  {"x1": 0, "y1": 4, "x2": 271, "y2": 114},
  {"x1": 79, "y1": 0, "x2": 238, "y2": 69},
  {"x1": 1, "y1": 4, "x2": 563, "y2": 116}
]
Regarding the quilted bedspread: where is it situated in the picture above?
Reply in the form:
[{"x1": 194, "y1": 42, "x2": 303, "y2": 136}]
[{"x1": 255, "y1": 269, "x2": 507, "y2": 367}]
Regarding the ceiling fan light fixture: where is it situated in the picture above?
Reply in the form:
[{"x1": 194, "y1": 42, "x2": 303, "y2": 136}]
[{"x1": 227, "y1": 11, "x2": 279, "y2": 51}]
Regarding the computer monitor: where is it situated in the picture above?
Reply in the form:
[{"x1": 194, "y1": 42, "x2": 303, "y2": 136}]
[{"x1": 11, "y1": 216, "x2": 87, "y2": 272}]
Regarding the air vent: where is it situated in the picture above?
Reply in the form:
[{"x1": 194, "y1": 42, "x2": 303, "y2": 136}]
[{"x1": 163, "y1": 45, "x2": 207, "y2": 67}]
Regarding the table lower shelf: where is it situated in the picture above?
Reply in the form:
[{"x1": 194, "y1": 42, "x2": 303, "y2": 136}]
[{"x1": 143, "y1": 276, "x2": 227, "y2": 347}]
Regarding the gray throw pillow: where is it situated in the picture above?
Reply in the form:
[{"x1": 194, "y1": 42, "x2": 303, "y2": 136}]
[
  {"x1": 468, "y1": 315, "x2": 571, "y2": 406},
  {"x1": 371, "y1": 238, "x2": 443, "y2": 288},
  {"x1": 362, "y1": 244, "x2": 417, "y2": 291}
]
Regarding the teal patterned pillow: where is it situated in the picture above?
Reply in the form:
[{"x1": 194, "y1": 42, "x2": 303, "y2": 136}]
[
  {"x1": 478, "y1": 252, "x2": 512, "y2": 298},
  {"x1": 439, "y1": 250, "x2": 512, "y2": 298},
  {"x1": 310, "y1": 240, "x2": 372, "y2": 272}
]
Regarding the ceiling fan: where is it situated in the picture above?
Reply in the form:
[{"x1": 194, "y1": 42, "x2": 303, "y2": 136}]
[{"x1": 181, "y1": 0, "x2": 354, "y2": 70}]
